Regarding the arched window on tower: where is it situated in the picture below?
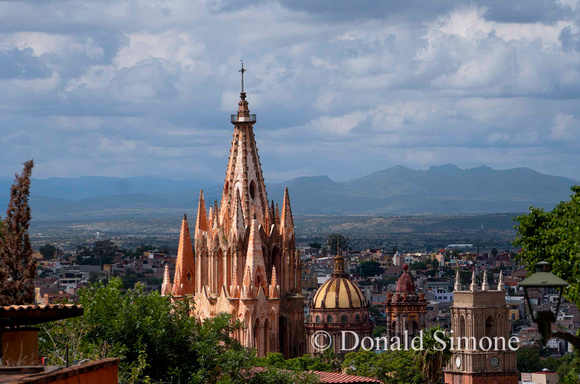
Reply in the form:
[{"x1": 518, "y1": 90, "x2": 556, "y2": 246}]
[
  {"x1": 316, "y1": 315, "x2": 320, "y2": 323},
  {"x1": 249, "y1": 180, "x2": 256, "y2": 200},
  {"x1": 485, "y1": 315, "x2": 495, "y2": 339},
  {"x1": 459, "y1": 315, "x2": 466, "y2": 338},
  {"x1": 341, "y1": 315, "x2": 348, "y2": 323},
  {"x1": 327, "y1": 315, "x2": 333, "y2": 323}
]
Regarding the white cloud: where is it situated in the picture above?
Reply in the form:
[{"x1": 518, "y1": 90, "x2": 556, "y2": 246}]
[
  {"x1": 1, "y1": 0, "x2": 580, "y2": 180},
  {"x1": 311, "y1": 56, "x2": 338, "y2": 70},
  {"x1": 551, "y1": 113, "x2": 579, "y2": 140}
]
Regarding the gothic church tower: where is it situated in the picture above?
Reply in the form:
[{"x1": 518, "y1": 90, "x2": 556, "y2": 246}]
[
  {"x1": 444, "y1": 271, "x2": 518, "y2": 384},
  {"x1": 162, "y1": 70, "x2": 306, "y2": 358}
]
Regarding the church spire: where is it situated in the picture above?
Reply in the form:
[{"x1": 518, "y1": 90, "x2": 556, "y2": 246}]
[
  {"x1": 172, "y1": 214, "x2": 195, "y2": 296},
  {"x1": 231, "y1": 190, "x2": 245, "y2": 239},
  {"x1": 280, "y1": 187, "x2": 294, "y2": 231},
  {"x1": 454, "y1": 269, "x2": 461, "y2": 292},
  {"x1": 161, "y1": 264, "x2": 172, "y2": 296},
  {"x1": 269, "y1": 266, "x2": 280, "y2": 299},
  {"x1": 219, "y1": 67, "x2": 269, "y2": 230},
  {"x1": 469, "y1": 270, "x2": 478, "y2": 292},
  {"x1": 498, "y1": 270, "x2": 504, "y2": 292},
  {"x1": 242, "y1": 218, "x2": 268, "y2": 298},
  {"x1": 195, "y1": 190, "x2": 208, "y2": 233},
  {"x1": 482, "y1": 269, "x2": 489, "y2": 291}
]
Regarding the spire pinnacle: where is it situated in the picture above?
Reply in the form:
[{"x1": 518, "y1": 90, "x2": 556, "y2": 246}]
[
  {"x1": 454, "y1": 269, "x2": 461, "y2": 292},
  {"x1": 161, "y1": 264, "x2": 172, "y2": 296},
  {"x1": 470, "y1": 270, "x2": 477, "y2": 292},
  {"x1": 243, "y1": 218, "x2": 268, "y2": 294},
  {"x1": 269, "y1": 266, "x2": 280, "y2": 299},
  {"x1": 195, "y1": 190, "x2": 208, "y2": 233},
  {"x1": 232, "y1": 189, "x2": 245, "y2": 238},
  {"x1": 280, "y1": 187, "x2": 294, "y2": 230},
  {"x1": 172, "y1": 214, "x2": 195, "y2": 296},
  {"x1": 498, "y1": 270, "x2": 504, "y2": 292},
  {"x1": 482, "y1": 269, "x2": 489, "y2": 291}
]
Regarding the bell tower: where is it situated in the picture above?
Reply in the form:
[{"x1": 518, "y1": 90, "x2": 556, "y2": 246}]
[{"x1": 444, "y1": 270, "x2": 518, "y2": 384}]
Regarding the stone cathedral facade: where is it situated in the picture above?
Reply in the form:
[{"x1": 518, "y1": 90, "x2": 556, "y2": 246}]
[{"x1": 162, "y1": 88, "x2": 306, "y2": 358}]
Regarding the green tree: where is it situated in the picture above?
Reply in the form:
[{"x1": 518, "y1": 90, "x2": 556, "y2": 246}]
[
  {"x1": 327, "y1": 234, "x2": 349, "y2": 255},
  {"x1": 517, "y1": 347, "x2": 540, "y2": 373},
  {"x1": 557, "y1": 352, "x2": 580, "y2": 384},
  {"x1": 358, "y1": 261, "x2": 383, "y2": 277},
  {"x1": 40, "y1": 278, "x2": 317, "y2": 383},
  {"x1": 373, "y1": 326, "x2": 387, "y2": 338},
  {"x1": 39, "y1": 243, "x2": 57, "y2": 259},
  {"x1": 0, "y1": 160, "x2": 35, "y2": 305},
  {"x1": 309, "y1": 242, "x2": 322, "y2": 250},
  {"x1": 414, "y1": 326, "x2": 452, "y2": 384},
  {"x1": 514, "y1": 186, "x2": 580, "y2": 305},
  {"x1": 343, "y1": 349, "x2": 423, "y2": 384},
  {"x1": 93, "y1": 239, "x2": 118, "y2": 266}
]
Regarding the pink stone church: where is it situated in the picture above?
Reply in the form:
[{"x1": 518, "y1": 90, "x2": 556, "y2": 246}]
[{"x1": 161, "y1": 84, "x2": 306, "y2": 358}]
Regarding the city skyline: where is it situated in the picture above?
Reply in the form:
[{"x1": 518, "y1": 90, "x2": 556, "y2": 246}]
[{"x1": 2, "y1": 0, "x2": 580, "y2": 182}]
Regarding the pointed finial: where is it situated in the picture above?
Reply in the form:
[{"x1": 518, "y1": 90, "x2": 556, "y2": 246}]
[
  {"x1": 239, "y1": 60, "x2": 247, "y2": 96},
  {"x1": 195, "y1": 190, "x2": 208, "y2": 233},
  {"x1": 454, "y1": 269, "x2": 461, "y2": 292},
  {"x1": 470, "y1": 270, "x2": 477, "y2": 292},
  {"x1": 482, "y1": 269, "x2": 489, "y2": 291},
  {"x1": 498, "y1": 270, "x2": 504, "y2": 292},
  {"x1": 161, "y1": 264, "x2": 172, "y2": 296},
  {"x1": 280, "y1": 187, "x2": 294, "y2": 230}
]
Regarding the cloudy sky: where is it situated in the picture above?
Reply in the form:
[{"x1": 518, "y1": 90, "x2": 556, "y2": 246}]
[{"x1": 1, "y1": 0, "x2": 580, "y2": 182}]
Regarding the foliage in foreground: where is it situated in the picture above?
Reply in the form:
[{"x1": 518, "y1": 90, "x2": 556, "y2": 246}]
[
  {"x1": 517, "y1": 348, "x2": 580, "y2": 383},
  {"x1": 343, "y1": 349, "x2": 423, "y2": 384},
  {"x1": 39, "y1": 278, "x2": 317, "y2": 384},
  {"x1": 558, "y1": 352, "x2": 580, "y2": 384},
  {"x1": 514, "y1": 185, "x2": 580, "y2": 306},
  {"x1": 0, "y1": 160, "x2": 35, "y2": 305},
  {"x1": 257, "y1": 349, "x2": 339, "y2": 372}
]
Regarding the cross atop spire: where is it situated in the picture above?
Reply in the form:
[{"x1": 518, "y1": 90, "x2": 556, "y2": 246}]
[{"x1": 239, "y1": 60, "x2": 247, "y2": 95}]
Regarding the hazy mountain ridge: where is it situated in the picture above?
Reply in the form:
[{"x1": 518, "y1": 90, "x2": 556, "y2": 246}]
[{"x1": 1, "y1": 165, "x2": 575, "y2": 220}]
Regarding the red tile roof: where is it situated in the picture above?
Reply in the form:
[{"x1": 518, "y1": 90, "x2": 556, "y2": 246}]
[
  {"x1": 314, "y1": 371, "x2": 381, "y2": 383},
  {"x1": 251, "y1": 367, "x2": 380, "y2": 383},
  {"x1": 0, "y1": 304, "x2": 83, "y2": 326}
]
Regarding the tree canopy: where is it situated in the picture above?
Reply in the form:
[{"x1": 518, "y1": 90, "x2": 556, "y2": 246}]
[
  {"x1": 343, "y1": 349, "x2": 423, "y2": 384},
  {"x1": 40, "y1": 278, "x2": 318, "y2": 384},
  {"x1": 358, "y1": 261, "x2": 383, "y2": 277},
  {"x1": 0, "y1": 160, "x2": 35, "y2": 305},
  {"x1": 514, "y1": 186, "x2": 580, "y2": 305},
  {"x1": 326, "y1": 234, "x2": 349, "y2": 255},
  {"x1": 39, "y1": 243, "x2": 57, "y2": 259}
]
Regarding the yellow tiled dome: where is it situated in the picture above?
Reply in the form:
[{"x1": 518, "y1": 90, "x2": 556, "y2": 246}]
[{"x1": 312, "y1": 276, "x2": 367, "y2": 309}]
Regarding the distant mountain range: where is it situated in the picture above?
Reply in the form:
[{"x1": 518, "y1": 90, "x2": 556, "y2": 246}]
[{"x1": 0, "y1": 165, "x2": 576, "y2": 220}]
